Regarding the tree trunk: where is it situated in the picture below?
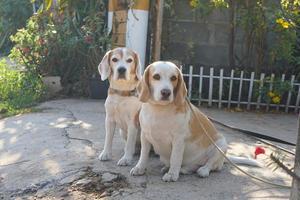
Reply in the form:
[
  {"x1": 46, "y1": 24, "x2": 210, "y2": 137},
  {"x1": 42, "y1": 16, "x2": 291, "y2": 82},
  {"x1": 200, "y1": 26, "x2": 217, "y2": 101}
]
[
  {"x1": 290, "y1": 114, "x2": 300, "y2": 199},
  {"x1": 152, "y1": 0, "x2": 164, "y2": 62}
]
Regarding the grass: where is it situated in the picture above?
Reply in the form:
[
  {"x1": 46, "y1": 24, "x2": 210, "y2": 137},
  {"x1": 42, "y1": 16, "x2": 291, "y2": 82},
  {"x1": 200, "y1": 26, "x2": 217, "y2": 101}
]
[{"x1": 0, "y1": 102, "x2": 43, "y2": 119}]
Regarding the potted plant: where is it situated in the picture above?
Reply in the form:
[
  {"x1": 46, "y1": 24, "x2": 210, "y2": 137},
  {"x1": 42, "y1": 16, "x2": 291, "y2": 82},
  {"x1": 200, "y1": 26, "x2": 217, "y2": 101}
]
[{"x1": 89, "y1": 73, "x2": 109, "y2": 99}]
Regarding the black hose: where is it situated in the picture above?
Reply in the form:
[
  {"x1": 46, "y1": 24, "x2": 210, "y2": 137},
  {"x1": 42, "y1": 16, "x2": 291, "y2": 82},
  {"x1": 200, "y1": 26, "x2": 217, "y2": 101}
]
[{"x1": 208, "y1": 117, "x2": 295, "y2": 156}]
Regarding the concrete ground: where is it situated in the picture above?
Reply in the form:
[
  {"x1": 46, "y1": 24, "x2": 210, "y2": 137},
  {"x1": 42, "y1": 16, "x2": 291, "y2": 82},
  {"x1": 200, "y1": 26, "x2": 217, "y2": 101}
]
[
  {"x1": 0, "y1": 99, "x2": 296, "y2": 199},
  {"x1": 200, "y1": 107, "x2": 298, "y2": 146}
]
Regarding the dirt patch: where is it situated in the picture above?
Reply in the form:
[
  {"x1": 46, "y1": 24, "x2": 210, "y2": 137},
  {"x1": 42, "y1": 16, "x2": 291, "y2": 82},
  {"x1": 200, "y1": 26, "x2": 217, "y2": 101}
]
[
  {"x1": 9, "y1": 167, "x2": 129, "y2": 200},
  {"x1": 69, "y1": 167, "x2": 129, "y2": 198}
]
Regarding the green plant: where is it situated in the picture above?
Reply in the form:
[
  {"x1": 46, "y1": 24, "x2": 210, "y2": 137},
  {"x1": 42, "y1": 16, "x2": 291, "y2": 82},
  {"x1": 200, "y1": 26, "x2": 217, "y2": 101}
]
[
  {"x1": 256, "y1": 77, "x2": 293, "y2": 104},
  {"x1": 167, "y1": 0, "x2": 300, "y2": 75},
  {"x1": 0, "y1": 0, "x2": 33, "y2": 55},
  {"x1": 0, "y1": 59, "x2": 45, "y2": 114},
  {"x1": 9, "y1": 0, "x2": 110, "y2": 96}
]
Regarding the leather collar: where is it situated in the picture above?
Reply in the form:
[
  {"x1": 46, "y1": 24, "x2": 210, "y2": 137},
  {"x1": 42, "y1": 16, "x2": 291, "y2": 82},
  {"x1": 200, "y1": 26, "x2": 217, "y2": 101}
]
[{"x1": 108, "y1": 88, "x2": 138, "y2": 97}]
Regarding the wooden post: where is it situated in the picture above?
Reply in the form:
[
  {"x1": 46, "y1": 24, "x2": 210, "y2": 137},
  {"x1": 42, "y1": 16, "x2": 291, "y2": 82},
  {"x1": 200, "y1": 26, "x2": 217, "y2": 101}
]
[
  {"x1": 188, "y1": 66, "x2": 193, "y2": 100},
  {"x1": 208, "y1": 68, "x2": 214, "y2": 107},
  {"x1": 256, "y1": 73, "x2": 265, "y2": 110},
  {"x1": 198, "y1": 67, "x2": 203, "y2": 106},
  {"x1": 152, "y1": 0, "x2": 164, "y2": 61},
  {"x1": 237, "y1": 71, "x2": 244, "y2": 108},
  {"x1": 285, "y1": 75, "x2": 295, "y2": 113},
  {"x1": 218, "y1": 69, "x2": 224, "y2": 109},
  {"x1": 247, "y1": 72, "x2": 255, "y2": 110},
  {"x1": 291, "y1": 114, "x2": 300, "y2": 199},
  {"x1": 227, "y1": 70, "x2": 234, "y2": 109}
]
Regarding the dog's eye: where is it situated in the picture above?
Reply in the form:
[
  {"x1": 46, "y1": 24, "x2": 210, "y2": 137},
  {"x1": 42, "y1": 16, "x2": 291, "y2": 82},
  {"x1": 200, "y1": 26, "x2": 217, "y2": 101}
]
[
  {"x1": 153, "y1": 74, "x2": 160, "y2": 80},
  {"x1": 170, "y1": 76, "x2": 177, "y2": 81},
  {"x1": 112, "y1": 58, "x2": 118, "y2": 62},
  {"x1": 126, "y1": 58, "x2": 133, "y2": 63}
]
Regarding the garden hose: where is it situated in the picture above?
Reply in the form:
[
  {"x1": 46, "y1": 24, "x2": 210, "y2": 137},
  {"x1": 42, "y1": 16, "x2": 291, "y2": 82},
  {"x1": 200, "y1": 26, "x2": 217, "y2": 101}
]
[{"x1": 208, "y1": 116, "x2": 295, "y2": 155}]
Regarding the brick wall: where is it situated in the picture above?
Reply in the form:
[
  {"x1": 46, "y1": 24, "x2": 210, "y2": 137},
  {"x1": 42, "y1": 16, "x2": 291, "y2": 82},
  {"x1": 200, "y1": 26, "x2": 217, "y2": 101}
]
[{"x1": 161, "y1": 0, "x2": 244, "y2": 68}]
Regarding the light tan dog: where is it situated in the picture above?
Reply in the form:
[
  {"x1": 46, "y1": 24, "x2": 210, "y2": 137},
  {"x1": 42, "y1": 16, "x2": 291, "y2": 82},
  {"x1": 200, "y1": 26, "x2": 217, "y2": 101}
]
[
  {"x1": 130, "y1": 61, "x2": 258, "y2": 182},
  {"x1": 98, "y1": 47, "x2": 142, "y2": 166}
]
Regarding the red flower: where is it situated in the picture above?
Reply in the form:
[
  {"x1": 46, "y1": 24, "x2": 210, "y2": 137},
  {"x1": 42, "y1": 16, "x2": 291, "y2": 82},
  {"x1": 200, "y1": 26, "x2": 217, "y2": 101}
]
[
  {"x1": 84, "y1": 35, "x2": 93, "y2": 44},
  {"x1": 38, "y1": 38, "x2": 45, "y2": 45},
  {"x1": 22, "y1": 47, "x2": 30, "y2": 54}
]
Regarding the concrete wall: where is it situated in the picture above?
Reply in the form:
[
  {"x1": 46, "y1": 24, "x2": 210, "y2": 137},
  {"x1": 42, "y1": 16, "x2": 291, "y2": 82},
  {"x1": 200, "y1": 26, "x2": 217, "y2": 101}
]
[{"x1": 161, "y1": 0, "x2": 243, "y2": 67}]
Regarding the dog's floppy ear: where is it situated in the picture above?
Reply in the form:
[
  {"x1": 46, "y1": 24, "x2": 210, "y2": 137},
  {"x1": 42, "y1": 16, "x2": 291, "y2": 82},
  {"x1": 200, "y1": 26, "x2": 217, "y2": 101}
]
[
  {"x1": 174, "y1": 67, "x2": 187, "y2": 106},
  {"x1": 137, "y1": 65, "x2": 151, "y2": 102},
  {"x1": 98, "y1": 50, "x2": 112, "y2": 81},
  {"x1": 133, "y1": 51, "x2": 142, "y2": 80}
]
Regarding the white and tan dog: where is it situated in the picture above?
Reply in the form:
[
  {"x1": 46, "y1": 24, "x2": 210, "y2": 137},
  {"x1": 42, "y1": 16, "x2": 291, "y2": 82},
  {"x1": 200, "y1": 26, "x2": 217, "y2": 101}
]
[
  {"x1": 98, "y1": 47, "x2": 142, "y2": 166},
  {"x1": 130, "y1": 61, "x2": 258, "y2": 181}
]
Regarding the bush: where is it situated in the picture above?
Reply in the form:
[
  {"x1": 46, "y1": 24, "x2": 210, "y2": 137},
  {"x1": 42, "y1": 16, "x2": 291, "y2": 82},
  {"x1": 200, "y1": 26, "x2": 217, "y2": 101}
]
[
  {"x1": 0, "y1": 0, "x2": 33, "y2": 55},
  {"x1": 0, "y1": 59, "x2": 45, "y2": 114},
  {"x1": 9, "y1": 0, "x2": 110, "y2": 96}
]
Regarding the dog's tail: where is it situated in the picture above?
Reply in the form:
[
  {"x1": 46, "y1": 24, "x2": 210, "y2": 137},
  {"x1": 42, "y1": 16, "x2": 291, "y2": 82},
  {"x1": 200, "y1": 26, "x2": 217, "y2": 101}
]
[{"x1": 227, "y1": 156, "x2": 262, "y2": 167}]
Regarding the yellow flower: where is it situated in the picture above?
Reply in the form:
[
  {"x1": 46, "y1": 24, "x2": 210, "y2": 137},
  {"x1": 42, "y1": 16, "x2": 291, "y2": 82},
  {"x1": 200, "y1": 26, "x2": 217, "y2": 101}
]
[
  {"x1": 276, "y1": 18, "x2": 284, "y2": 24},
  {"x1": 190, "y1": 0, "x2": 199, "y2": 8},
  {"x1": 276, "y1": 18, "x2": 291, "y2": 29},
  {"x1": 272, "y1": 96, "x2": 281, "y2": 104},
  {"x1": 282, "y1": 21, "x2": 290, "y2": 28},
  {"x1": 268, "y1": 91, "x2": 275, "y2": 98}
]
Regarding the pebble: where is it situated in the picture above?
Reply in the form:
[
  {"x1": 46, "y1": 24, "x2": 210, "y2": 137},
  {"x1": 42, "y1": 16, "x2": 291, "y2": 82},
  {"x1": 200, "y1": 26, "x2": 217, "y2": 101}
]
[
  {"x1": 101, "y1": 172, "x2": 118, "y2": 183},
  {"x1": 74, "y1": 178, "x2": 92, "y2": 186}
]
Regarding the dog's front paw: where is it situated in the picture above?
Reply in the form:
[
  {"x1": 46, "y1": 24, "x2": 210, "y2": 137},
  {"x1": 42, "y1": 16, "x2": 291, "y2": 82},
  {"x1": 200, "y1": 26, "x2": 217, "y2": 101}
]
[
  {"x1": 162, "y1": 172, "x2": 179, "y2": 182},
  {"x1": 117, "y1": 156, "x2": 133, "y2": 166},
  {"x1": 197, "y1": 166, "x2": 210, "y2": 178},
  {"x1": 98, "y1": 151, "x2": 112, "y2": 161},
  {"x1": 130, "y1": 165, "x2": 146, "y2": 176},
  {"x1": 180, "y1": 167, "x2": 193, "y2": 175},
  {"x1": 160, "y1": 166, "x2": 169, "y2": 174}
]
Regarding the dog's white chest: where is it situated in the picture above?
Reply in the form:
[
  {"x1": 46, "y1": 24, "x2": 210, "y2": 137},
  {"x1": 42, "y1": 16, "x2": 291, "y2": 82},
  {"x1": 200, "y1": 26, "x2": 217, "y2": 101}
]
[
  {"x1": 105, "y1": 95, "x2": 141, "y2": 130},
  {"x1": 140, "y1": 104, "x2": 188, "y2": 159}
]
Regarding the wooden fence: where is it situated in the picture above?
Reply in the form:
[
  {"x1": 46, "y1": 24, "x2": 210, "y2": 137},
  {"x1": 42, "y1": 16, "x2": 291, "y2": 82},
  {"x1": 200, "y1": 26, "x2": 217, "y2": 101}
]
[{"x1": 181, "y1": 66, "x2": 300, "y2": 113}]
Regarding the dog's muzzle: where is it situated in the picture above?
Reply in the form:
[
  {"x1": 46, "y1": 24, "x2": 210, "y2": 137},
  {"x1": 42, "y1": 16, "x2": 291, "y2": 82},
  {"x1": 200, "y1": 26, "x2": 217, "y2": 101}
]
[
  {"x1": 118, "y1": 67, "x2": 126, "y2": 79},
  {"x1": 161, "y1": 89, "x2": 171, "y2": 100}
]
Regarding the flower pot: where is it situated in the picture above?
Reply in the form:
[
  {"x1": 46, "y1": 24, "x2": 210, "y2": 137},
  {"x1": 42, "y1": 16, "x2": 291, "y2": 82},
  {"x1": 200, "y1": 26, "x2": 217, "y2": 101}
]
[{"x1": 89, "y1": 77, "x2": 109, "y2": 99}]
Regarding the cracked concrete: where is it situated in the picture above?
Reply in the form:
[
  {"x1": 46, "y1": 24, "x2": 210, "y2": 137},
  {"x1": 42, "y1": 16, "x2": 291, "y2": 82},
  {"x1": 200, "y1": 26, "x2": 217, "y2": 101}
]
[{"x1": 0, "y1": 99, "x2": 296, "y2": 199}]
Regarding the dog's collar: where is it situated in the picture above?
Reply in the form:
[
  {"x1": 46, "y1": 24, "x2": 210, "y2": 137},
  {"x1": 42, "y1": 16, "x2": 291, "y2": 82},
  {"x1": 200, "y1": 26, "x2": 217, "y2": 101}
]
[{"x1": 108, "y1": 88, "x2": 138, "y2": 97}]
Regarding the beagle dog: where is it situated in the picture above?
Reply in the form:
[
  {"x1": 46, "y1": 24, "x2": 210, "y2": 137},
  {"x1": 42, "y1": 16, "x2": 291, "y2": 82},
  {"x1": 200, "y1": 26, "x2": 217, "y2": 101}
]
[
  {"x1": 130, "y1": 61, "x2": 258, "y2": 182},
  {"x1": 98, "y1": 47, "x2": 142, "y2": 166}
]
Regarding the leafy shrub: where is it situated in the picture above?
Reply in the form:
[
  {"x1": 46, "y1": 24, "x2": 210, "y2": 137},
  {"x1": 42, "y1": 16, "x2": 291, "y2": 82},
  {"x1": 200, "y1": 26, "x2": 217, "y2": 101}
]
[
  {"x1": 9, "y1": 0, "x2": 110, "y2": 96},
  {"x1": 0, "y1": 0, "x2": 32, "y2": 55},
  {"x1": 0, "y1": 59, "x2": 45, "y2": 112},
  {"x1": 254, "y1": 77, "x2": 293, "y2": 105}
]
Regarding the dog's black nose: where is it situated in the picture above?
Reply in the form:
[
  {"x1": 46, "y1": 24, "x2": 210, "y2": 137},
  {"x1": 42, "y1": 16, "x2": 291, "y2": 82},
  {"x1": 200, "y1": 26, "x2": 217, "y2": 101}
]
[
  {"x1": 161, "y1": 89, "x2": 171, "y2": 99},
  {"x1": 118, "y1": 67, "x2": 126, "y2": 74}
]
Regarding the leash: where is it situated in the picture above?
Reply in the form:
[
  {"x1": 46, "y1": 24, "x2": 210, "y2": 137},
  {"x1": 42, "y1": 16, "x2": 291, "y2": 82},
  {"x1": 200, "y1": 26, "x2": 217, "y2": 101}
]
[{"x1": 186, "y1": 98, "x2": 291, "y2": 189}]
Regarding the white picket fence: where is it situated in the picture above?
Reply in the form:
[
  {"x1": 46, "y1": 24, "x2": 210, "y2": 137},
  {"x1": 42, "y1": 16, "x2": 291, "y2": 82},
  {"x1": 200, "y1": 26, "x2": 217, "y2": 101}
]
[{"x1": 181, "y1": 66, "x2": 300, "y2": 113}]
